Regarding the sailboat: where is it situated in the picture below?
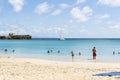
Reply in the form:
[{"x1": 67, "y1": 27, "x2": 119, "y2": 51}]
[
  {"x1": 59, "y1": 30, "x2": 65, "y2": 40},
  {"x1": 59, "y1": 36, "x2": 65, "y2": 40},
  {"x1": 59, "y1": 34, "x2": 65, "y2": 40}
]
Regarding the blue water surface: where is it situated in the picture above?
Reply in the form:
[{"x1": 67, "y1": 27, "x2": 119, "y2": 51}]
[{"x1": 0, "y1": 39, "x2": 120, "y2": 62}]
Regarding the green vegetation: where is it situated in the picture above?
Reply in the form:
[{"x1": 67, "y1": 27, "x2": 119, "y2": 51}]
[
  {"x1": 0, "y1": 33, "x2": 32, "y2": 39},
  {"x1": 0, "y1": 36, "x2": 6, "y2": 39}
]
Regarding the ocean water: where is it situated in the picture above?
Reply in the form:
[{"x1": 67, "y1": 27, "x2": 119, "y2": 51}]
[{"x1": 0, "y1": 39, "x2": 120, "y2": 62}]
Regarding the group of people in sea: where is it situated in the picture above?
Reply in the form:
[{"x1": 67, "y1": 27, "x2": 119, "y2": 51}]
[
  {"x1": 47, "y1": 47, "x2": 96, "y2": 62},
  {"x1": 70, "y1": 47, "x2": 96, "y2": 61},
  {"x1": 47, "y1": 50, "x2": 61, "y2": 54},
  {"x1": 70, "y1": 47, "x2": 120, "y2": 62},
  {"x1": 1, "y1": 49, "x2": 15, "y2": 54},
  {"x1": 113, "y1": 51, "x2": 120, "y2": 55}
]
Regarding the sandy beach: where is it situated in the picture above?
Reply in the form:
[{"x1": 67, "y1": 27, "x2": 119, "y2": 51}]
[{"x1": 0, "y1": 56, "x2": 119, "y2": 80}]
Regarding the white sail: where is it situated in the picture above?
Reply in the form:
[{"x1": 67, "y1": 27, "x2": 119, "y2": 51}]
[
  {"x1": 60, "y1": 36, "x2": 65, "y2": 40},
  {"x1": 59, "y1": 29, "x2": 65, "y2": 40}
]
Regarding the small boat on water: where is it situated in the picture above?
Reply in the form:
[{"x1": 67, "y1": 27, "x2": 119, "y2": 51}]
[
  {"x1": 59, "y1": 35, "x2": 65, "y2": 40},
  {"x1": 59, "y1": 36, "x2": 65, "y2": 40},
  {"x1": 59, "y1": 30, "x2": 65, "y2": 40}
]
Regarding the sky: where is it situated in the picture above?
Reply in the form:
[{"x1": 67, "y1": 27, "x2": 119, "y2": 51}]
[{"x1": 0, "y1": 0, "x2": 120, "y2": 38}]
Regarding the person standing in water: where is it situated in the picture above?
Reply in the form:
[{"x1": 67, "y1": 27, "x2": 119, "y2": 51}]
[
  {"x1": 47, "y1": 50, "x2": 50, "y2": 55},
  {"x1": 79, "y1": 52, "x2": 81, "y2": 56},
  {"x1": 4, "y1": 49, "x2": 7, "y2": 54},
  {"x1": 58, "y1": 50, "x2": 60, "y2": 53},
  {"x1": 71, "y1": 50, "x2": 74, "y2": 62},
  {"x1": 113, "y1": 51, "x2": 115, "y2": 55},
  {"x1": 12, "y1": 49, "x2": 15, "y2": 53},
  {"x1": 92, "y1": 47, "x2": 97, "y2": 60}
]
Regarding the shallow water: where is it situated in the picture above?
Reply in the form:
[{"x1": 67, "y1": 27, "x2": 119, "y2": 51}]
[{"x1": 0, "y1": 39, "x2": 120, "y2": 62}]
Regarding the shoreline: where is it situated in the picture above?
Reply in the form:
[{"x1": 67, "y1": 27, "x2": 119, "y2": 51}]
[
  {"x1": 1, "y1": 54, "x2": 120, "y2": 63},
  {"x1": 15, "y1": 54, "x2": 120, "y2": 63}
]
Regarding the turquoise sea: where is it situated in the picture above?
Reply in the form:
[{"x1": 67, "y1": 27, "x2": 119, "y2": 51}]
[{"x1": 0, "y1": 39, "x2": 120, "y2": 62}]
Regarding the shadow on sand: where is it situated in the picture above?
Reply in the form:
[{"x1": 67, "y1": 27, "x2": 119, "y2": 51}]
[{"x1": 93, "y1": 72, "x2": 120, "y2": 78}]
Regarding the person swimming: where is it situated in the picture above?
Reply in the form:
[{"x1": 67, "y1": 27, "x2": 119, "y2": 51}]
[
  {"x1": 118, "y1": 52, "x2": 120, "y2": 54},
  {"x1": 47, "y1": 50, "x2": 50, "y2": 55},
  {"x1": 51, "y1": 50, "x2": 53, "y2": 53},
  {"x1": 12, "y1": 49, "x2": 15, "y2": 53},
  {"x1": 4, "y1": 49, "x2": 8, "y2": 54},
  {"x1": 79, "y1": 52, "x2": 81, "y2": 56},
  {"x1": 113, "y1": 51, "x2": 115, "y2": 55},
  {"x1": 58, "y1": 50, "x2": 60, "y2": 53}
]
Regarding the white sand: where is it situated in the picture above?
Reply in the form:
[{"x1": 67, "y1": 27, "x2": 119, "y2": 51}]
[{"x1": 0, "y1": 56, "x2": 119, "y2": 80}]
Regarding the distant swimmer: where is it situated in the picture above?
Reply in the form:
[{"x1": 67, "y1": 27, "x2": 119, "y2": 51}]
[
  {"x1": 1, "y1": 49, "x2": 3, "y2": 51},
  {"x1": 79, "y1": 52, "x2": 81, "y2": 56},
  {"x1": 113, "y1": 51, "x2": 115, "y2": 55},
  {"x1": 71, "y1": 50, "x2": 74, "y2": 62},
  {"x1": 12, "y1": 49, "x2": 15, "y2": 53},
  {"x1": 92, "y1": 47, "x2": 97, "y2": 60},
  {"x1": 118, "y1": 52, "x2": 120, "y2": 54},
  {"x1": 58, "y1": 50, "x2": 60, "y2": 53},
  {"x1": 51, "y1": 50, "x2": 53, "y2": 53},
  {"x1": 47, "y1": 50, "x2": 50, "y2": 55},
  {"x1": 4, "y1": 49, "x2": 7, "y2": 54}
]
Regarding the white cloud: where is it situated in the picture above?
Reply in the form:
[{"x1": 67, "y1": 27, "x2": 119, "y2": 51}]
[
  {"x1": 79, "y1": 29, "x2": 87, "y2": 33},
  {"x1": 59, "y1": 3, "x2": 69, "y2": 9},
  {"x1": 107, "y1": 21, "x2": 113, "y2": 24},
  {"x1": 69, "y1": 20, "x2": 74, "y2": 23},
  {"x1": 99, "y1": 14, "x2": 110, "y2": 19},
  {"x1": 109, "y1": 24, "x2": 120, "y2": 29},
  {"x1": 76, "y1": 0, "x2": 85, "y2": 4},
  {"x1": 94, "y1": 20, "x2": 102, "y2": 24},
  {"x1": 8, "y1": 0, "x2": 24, "y2": 12},
  {"x1": 51, "y1": 3, "x2": 69, "y2": 16},
  {"x1": 51, "y1": 9, "x2": 62, "y2": 16},
  {"x1": 98, "y1": 0, "x2": 120, "y2": 7},
  {"x1": 0, "y1": 22, "x2": 32, "y2": 36},
  {"x1": 35, "y1": 2, "x2": 50, "y2": 15},
  {"x1": 70, "y1": 6, "x2": 93, "y2": 22},
  {"x1": 0, "y1": 22, "x2": 17, "y2": 28},
  {"x1": 94, "y1": 14, "x2": 110, "y2": 24}
]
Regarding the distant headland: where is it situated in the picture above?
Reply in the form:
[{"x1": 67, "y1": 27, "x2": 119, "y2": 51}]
[{"x1": 0, "y1": 33, "x2": 32, "y2": 40}]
